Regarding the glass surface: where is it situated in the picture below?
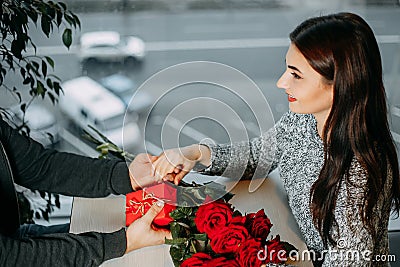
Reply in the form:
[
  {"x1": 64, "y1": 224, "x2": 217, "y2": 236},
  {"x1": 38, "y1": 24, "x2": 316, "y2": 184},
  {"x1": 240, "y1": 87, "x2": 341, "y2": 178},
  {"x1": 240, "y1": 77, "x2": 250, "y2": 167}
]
[{"x1": 2, "y1": 0, "x2": 399, "y2": 239}]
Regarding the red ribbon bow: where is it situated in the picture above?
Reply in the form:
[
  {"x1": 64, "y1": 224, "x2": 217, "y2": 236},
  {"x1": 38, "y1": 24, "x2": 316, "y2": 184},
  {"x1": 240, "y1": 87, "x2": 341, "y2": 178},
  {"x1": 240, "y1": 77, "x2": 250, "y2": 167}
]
[{"x1": 126, "y1": 190, "x2": 157, "y2": 216}]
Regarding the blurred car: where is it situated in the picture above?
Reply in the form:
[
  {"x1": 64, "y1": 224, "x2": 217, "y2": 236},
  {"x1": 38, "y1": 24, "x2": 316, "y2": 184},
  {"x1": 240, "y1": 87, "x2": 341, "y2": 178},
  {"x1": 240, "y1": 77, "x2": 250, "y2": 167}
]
[
  {"x1": 99, "y1": 74, "x2": 153, "y2": 114},
  {"x1": 60, "y1": 76, "x2": 141, "y2": 150},
  {"x1": 9, "y1": 104, "x2": 59, "y2": 147},
  {"x1": 78, "y1": 31, "x2": 146, "y2": 64}
]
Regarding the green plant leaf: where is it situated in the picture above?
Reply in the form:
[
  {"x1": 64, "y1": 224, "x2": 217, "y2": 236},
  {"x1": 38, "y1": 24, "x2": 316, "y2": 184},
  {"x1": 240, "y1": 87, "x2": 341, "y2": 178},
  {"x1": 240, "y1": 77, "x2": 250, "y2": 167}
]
[
  {"x1": 45, "y1": 4, "x2": 56, "y2": 20},
  {"x1": 37, "y1": 80, "x2": 46, "y2": 97},
  {"x1": 58, "y1": 2, "x2": 67, "y2": 11},
  {"x1": 64, "y1": 13, "x2": 76, "y2": 28},
  {"x1": 62, "y1": 28, "x2": 72, "y2": 49},
  {"x1": 11, "y1": 40, "x2": 23, "y2": 59},
  {"x1": 41, "y1": 60, "x2": 47, "y2": 77},
  {"x1": 46, "y1": 78, "x2": 53, "y2": 89},
  {"x1": 41, "y1": 208, "x2": 49, "y2": 221},
  {"x1": 48, "y1": 92, "x2": 56, "y2": 104},
  {"x1": 27, "y1": 10, "x2": 38, "y2": 24},
  {"x1": 15, "y1": 91, "x2": 22, "y2": 103},
  {"x1": 31, "y1": 61, "x2": 40, "y2": 71},
  {"x1": 56, "y1": 10, "x2": 62, "y2": 26},
  {"x1": 23, "y1": 77, "x2": 31, "y2": 85},
  {"x1": 71, "y1": 13, "x2": 81, "y2": 28},
  {"x1": 44, "y1": 56, "x2": 55, "y2": 69},
  {"x1": 40, "y1": 15, "x2": 51, "y2": 37},
  {"x1": 53, "y1": 81, "x2": 61, "y2": 95},
  {"x1": 20, "y1": 103, "x2": 26, "y2": 112},
  {"x1": 19, "y1": 68, "x2": 26, "y2": 79},
  {"x1": 14, "y1": 9, "x2": 28, "y2": 25},
  {"x1": 55, "y1": 195, "x2": 60, "y2": 208}
]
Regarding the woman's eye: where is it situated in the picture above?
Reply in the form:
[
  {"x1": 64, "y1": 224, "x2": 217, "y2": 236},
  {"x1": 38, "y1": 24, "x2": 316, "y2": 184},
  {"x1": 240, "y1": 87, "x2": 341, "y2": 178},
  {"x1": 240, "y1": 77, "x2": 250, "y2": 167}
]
[{"x1": 291, "y1": 72, "x2": 302, "y2": 79}]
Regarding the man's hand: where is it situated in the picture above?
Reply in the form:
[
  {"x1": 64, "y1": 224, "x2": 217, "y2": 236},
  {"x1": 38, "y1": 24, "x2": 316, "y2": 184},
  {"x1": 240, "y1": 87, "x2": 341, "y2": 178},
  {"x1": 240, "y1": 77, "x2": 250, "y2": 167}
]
[
  {"x1": 125, "y1": 201, "x2": 172, "y2": 253},
  {"x1": 128, "y1": 153, "x2": 158, "y2": 191}
]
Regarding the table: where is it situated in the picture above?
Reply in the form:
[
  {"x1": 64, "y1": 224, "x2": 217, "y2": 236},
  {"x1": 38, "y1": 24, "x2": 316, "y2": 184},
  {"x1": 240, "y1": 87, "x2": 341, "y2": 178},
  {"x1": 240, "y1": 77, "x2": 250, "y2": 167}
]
[{"x1": 70, "y1": 171, "x2": 313, "y2": 266}]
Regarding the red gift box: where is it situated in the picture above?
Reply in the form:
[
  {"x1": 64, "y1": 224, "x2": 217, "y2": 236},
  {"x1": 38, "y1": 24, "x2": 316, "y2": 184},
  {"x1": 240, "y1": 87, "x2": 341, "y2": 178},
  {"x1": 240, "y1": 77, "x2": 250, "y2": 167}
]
[{"x1": 125, "y1": 183, "x2": 176, "y2": 227}]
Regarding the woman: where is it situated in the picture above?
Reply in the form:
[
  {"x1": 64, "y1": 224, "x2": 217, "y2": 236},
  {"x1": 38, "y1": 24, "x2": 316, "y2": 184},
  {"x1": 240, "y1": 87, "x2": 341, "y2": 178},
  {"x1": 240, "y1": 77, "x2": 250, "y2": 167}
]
[{"x1": 152, "y1": 12, "x2": 400, "y2": 266}]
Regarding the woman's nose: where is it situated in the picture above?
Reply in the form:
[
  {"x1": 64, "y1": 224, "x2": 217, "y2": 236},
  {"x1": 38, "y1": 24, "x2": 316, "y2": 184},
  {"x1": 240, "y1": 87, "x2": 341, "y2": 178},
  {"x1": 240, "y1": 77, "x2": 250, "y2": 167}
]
[{"x1": 276, "y1": 72, "x2": 288, "y2": 89}]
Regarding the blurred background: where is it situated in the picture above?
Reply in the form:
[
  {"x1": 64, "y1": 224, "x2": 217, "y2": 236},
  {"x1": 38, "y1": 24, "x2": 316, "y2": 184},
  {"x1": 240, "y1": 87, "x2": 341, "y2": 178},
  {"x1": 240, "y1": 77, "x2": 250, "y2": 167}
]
[{"x1": 1, "y1": 0, "x2": 399, "y2": 262}]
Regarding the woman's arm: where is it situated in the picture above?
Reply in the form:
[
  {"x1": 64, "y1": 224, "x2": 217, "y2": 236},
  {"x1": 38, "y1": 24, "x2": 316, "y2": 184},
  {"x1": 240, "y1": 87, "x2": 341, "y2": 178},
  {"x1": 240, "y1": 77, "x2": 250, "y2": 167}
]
[
  {"x1": 152, "y1": 122, "x2": 283, "y2": 184},
  {"x1": 199, "y1": 126, "x2": 280, "y2": 180}
]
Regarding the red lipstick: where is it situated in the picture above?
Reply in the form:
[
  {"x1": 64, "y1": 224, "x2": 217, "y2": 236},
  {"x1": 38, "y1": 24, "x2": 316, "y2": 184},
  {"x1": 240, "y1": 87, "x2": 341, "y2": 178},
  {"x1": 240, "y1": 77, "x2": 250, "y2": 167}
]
[{"x1": 288, "y1": 94, "x2": 297, "y2": 102}]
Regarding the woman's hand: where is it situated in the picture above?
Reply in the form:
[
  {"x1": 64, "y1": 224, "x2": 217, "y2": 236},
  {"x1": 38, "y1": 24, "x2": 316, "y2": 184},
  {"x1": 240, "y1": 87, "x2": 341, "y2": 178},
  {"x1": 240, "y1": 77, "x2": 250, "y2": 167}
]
[
  {"x1": 152, "y1": 144, "x2": 211, "y2": 185},
  {"x1": 125, "y1": 201, "x2": 172, "y2": 254}
]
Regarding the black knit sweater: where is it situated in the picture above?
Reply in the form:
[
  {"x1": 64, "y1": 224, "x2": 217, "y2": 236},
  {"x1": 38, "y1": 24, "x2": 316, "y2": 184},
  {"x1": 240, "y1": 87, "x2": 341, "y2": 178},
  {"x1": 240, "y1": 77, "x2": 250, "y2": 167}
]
[{"x1": 0, "y1": 118, "x2": 133, "y2": 266}]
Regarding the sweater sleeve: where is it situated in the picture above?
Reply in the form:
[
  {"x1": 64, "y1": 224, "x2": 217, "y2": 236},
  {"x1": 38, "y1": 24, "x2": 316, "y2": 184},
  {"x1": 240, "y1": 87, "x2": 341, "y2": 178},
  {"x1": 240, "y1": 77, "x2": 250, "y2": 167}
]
[
  {"x1": 199, "y1": 112, "x2": 288, "y2": 180},
  {"x1": 0, "y1": 229, "x2": 127, "y2": 266},
  {"x1": 0, "y1": 118, "x2": 133, "y2": 197}
]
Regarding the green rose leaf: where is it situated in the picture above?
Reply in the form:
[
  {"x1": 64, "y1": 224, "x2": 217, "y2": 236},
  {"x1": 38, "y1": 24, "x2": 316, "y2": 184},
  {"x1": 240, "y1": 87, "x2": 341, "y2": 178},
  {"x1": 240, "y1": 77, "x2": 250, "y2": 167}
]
[{"x1": 165, "y1": 238, "x2": 188, "y2": 245}]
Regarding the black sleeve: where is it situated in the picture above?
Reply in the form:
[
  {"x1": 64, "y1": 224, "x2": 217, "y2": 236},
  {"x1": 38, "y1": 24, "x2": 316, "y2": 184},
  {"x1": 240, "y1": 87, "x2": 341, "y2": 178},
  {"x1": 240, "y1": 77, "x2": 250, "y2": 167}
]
[
  {"x1": 0, "y1": 118, "x2": 133, "y2": 197},
  {"x1": 0, "y1": 229, "x2": 127, "y2": 266}
]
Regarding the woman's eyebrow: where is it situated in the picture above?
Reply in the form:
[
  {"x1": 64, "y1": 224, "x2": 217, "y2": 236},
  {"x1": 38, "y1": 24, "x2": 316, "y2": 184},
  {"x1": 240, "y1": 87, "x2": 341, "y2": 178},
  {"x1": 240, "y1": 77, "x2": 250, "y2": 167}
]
[{"x1": 288, "y1": 65, "x2": 302, "y2": 74}]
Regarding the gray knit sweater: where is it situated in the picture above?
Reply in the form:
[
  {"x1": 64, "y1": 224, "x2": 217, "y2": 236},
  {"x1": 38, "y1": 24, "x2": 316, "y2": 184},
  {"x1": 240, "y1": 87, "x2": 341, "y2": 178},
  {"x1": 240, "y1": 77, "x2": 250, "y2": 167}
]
[{"x1": 202, "y1": 111, "x2": 392, "y2": 266}]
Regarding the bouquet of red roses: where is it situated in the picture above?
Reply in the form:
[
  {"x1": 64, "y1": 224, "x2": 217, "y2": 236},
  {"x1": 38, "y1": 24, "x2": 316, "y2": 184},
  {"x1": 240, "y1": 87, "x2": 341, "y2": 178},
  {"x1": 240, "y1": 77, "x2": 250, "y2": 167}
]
[
  {"x1": 166, "y1": 182, "x2": 296, "y2": 267},
  {"x1": 82, "y1": 127, "x2": 296, "y2": 266}
]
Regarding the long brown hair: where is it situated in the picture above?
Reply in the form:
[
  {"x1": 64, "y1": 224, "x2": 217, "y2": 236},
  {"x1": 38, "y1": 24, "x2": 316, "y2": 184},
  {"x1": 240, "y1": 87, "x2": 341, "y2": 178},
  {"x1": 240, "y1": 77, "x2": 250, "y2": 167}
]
[{"x1": 290, "y1": 12, "x2": 400, "y2": 246}]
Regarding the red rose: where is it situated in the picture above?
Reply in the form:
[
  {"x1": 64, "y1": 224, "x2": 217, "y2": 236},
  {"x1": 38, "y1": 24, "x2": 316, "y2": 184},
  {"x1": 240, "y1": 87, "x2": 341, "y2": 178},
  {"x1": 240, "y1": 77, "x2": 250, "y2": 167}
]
[
  {"x1": 206, "y1": 257, "x2": 240, "y2": 267},
  {"x1": 230, "y1": 215, "x2": 247, "y2": 225},
  {"x1": 236, "y1": 238, "x2": 265, "y2": 267},
  {"x1": 244, "y1": 212, "x2": 256, "y2": 231},
  {"x1": 194, "y1": 197, "x2": 233, "y2": 239},
  {"x1": 265, "y1": 235, "x2": 287, "y2": 264},
  {"x1": 210, "y1": 224, "x2": 249, "y2": 254},
  {"x1": 181, "y1": 253, "x2": 212, "y2": 267},
  {"x1": 249, "y1": 209, "x2": 273, "y2": 241}
]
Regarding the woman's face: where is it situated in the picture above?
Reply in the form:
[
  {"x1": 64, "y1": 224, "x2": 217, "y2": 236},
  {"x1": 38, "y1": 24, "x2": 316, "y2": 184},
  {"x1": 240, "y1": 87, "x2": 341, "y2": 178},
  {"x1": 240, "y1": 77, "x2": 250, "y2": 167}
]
[{"x1": 276, "y1": 43, "x2": 333, "y2": 122}]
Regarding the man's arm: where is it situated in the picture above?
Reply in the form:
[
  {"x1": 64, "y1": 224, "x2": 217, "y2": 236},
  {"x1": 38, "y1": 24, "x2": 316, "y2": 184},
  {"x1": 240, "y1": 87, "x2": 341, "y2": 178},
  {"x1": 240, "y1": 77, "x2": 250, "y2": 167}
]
[
  {"x1": 0, "y1": 118, "x2": 132, "y2": 197},
  {"x1": 0, "y1": 229, "x2": 126, "y2": 267},
  {"x1": 0, "y1": 203, "x2": 170, "y2": 266}
]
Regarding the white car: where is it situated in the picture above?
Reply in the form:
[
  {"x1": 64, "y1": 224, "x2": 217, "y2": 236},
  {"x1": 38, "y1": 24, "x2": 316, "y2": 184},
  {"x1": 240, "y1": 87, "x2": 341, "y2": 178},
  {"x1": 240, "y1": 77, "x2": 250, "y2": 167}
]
[
  {"x1": 8, "y1": 104, "x2": 60, "y2": 147},
  {"x1": 59, "y1": 76, "x2": 141, "y2": 150},
  {"x1": 99, "y1": 74, "x2": 153, "y2": 114},
  {"x1": 79, "y1": 31, "x2": 145, "y2": 64}
]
